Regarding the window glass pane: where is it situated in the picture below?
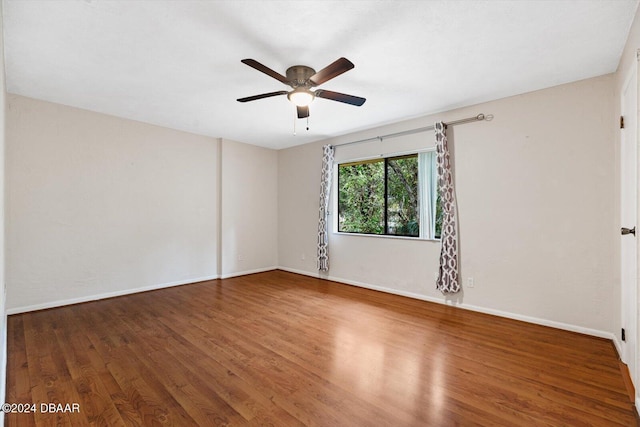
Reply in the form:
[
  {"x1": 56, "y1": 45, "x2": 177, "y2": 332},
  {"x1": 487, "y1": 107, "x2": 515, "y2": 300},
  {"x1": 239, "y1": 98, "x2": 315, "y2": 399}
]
[
  {"x1": 386, "y1": 155, "x2": 419, "y2": 237},
  {"x1": 337, "y1": 152, "x2": 439, "y2": 239},
  {"x1": 338, "y1": 159, "x2": 385, "y2": 234}
]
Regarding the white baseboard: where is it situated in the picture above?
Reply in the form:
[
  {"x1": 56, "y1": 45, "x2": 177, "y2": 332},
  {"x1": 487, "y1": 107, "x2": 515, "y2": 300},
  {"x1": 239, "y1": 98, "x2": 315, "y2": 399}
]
[
  {"x1": 277, "y1": 266, "x2": 617, "y2": 343},
  {"x1": 220, "y1": 266, "x2": 278, "y2": 279},
  {"x1": 4, "y1": 265, "x2": 623, "y2": 349},
  {"x1": 7, "y1": 274, "x2": 220, "y2": 315},
  {"x1": 7, "y1": 267, "x2": 282, "y2": 314},
  {"x1": 612, "y1": 336, "x2": 623, "y2": 360}
]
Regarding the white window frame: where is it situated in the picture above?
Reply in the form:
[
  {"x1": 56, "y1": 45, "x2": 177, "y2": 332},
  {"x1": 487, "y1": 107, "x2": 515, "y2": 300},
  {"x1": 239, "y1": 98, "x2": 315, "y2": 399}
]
[{"x1": 331, "y1": 148, "x2": 440, "y2": 241}]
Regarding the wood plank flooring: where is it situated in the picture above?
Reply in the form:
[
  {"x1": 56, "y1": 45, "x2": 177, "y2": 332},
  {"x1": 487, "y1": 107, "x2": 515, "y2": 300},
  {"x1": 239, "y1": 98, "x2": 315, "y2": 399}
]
[{"x1": 5, "y1": 270, "x2": 639, "y2": 426}]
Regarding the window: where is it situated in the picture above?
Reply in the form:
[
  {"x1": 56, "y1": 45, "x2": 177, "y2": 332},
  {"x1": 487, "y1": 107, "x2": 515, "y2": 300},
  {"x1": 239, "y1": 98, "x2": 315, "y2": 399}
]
[{"x1": 337, "y1": 151, "x2": 442, "y2": 239}]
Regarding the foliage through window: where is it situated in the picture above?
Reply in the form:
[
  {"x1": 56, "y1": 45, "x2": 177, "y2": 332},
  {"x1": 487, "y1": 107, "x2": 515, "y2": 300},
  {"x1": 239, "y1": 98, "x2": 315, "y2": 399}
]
[{"x1": 338, "y1": 152, "x2": 442, "y2": 239}]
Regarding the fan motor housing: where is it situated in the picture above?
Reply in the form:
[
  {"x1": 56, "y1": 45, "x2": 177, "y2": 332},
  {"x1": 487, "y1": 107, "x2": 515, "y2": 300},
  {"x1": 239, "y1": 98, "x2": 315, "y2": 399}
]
[{"x1": 286, "y1": 65, "x2": 316, "y2": 87}]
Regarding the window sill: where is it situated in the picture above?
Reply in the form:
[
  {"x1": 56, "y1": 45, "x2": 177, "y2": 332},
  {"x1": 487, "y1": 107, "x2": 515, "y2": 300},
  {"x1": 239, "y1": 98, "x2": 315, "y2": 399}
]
[{"x1": 333, "y1": 231, "x2": 440, "y2": 242}]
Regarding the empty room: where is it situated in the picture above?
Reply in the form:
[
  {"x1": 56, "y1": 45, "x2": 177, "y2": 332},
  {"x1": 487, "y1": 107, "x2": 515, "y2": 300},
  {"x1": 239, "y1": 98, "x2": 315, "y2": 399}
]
[{"x1": 1, "y1": 0, "x2": 640, "y2": 425}]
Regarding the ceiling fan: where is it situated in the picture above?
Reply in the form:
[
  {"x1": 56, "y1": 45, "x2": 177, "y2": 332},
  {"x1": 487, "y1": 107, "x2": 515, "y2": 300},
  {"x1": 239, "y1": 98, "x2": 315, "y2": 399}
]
[{"x1": 237, "y1": 57, "x2": 366, "y2": 119}]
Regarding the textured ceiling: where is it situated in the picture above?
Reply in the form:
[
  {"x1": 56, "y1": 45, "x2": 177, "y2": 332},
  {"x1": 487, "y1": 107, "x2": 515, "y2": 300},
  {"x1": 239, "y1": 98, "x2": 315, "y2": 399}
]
[{"x1": 3, "y1": 0, "x2": 638, "y2": 149}]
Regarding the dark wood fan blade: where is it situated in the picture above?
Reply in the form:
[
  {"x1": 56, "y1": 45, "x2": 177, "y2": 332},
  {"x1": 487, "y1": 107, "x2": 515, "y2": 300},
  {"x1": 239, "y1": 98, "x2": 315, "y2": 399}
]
[
  {"x1": 297, "y1": 106, "x2": 309, "y2": 119},
  {"x1": 315, "y1": 89, "x2": 366, "y2": 106},
  {"x1": 241, "y1": 59, "x2": 290, "y2": 85},
  {"x1": 309, "y1": 57, "x2": 354, "y2": 86},
  {"x1": 237, "y1": 91, "x2": 288, "y2": 102}
]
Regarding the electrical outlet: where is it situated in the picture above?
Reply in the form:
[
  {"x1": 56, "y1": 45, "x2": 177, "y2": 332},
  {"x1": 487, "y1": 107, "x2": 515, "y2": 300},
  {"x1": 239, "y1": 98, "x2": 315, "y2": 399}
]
[
  {"x1": 237, "y1": 254, "x2": 244, "y2": 261},
  {"x1": 467, "y1": 277, "x2": 474, "y2": 288},
  {"x1": 301, "y1": 254, "x2": 306, "y2": 260}
]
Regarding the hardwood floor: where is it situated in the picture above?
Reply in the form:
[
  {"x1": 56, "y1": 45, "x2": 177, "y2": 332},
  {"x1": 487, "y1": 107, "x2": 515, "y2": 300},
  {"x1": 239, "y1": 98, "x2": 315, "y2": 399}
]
[{"x1": 5, "y1": 270, "x2": 638, "y2": 426}]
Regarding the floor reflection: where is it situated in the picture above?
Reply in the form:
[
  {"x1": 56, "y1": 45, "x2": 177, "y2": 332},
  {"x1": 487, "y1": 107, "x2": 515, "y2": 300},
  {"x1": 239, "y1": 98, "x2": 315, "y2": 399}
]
[{"x1": 330, "y1": 305, "x2": 446, "y2": 422}]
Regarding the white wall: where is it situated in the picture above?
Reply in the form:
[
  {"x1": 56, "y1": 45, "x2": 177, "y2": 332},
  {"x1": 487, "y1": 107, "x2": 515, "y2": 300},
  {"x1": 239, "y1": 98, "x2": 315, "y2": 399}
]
[
  {"x1": 617, "y1": 6, "x2": 640, "y2": 92},
  {"x1": 5, "y1": 96, "x2": 281, "y2": 312},
  {"x1": 6, "y1": 95, "x2": 219, "y2": 311},
  {"x1": 0, "y1": 2, "x2": 7, "y2": 422},
  {"x1": 279, "y1": 74, "x2": 617, "y2": 337},
  {"x1": 220, "y1": 138, "x2": 278, "y2": 278}
]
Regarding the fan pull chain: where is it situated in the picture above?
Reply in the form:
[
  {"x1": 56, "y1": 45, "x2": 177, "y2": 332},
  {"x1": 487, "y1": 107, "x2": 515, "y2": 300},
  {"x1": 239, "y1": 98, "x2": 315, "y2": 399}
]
[{"x1": 293, "y1": 110, "x2": 311, "y2": 135}]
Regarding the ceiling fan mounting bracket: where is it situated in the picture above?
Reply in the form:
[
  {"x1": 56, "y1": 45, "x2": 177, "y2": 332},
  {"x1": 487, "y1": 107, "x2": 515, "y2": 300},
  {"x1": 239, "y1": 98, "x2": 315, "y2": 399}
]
[{"x1": 286, "y1": 65, "x2": 316, "y2": 88}]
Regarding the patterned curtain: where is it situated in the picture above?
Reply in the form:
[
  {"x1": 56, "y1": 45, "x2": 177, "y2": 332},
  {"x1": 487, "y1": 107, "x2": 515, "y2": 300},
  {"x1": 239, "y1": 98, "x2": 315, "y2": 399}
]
[
  {"x1": 317, "y1": 145, "x2": 335, "y2": 271},
  {"x1": 435, "y1": 122, "x2": 460, "y2": 293}
]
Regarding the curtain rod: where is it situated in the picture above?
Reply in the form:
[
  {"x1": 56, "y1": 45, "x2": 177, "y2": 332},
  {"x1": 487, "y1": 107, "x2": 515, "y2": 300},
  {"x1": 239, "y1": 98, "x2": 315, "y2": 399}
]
[{"x1": 333, "y1": 113, "x2": 493, "y2": 149}]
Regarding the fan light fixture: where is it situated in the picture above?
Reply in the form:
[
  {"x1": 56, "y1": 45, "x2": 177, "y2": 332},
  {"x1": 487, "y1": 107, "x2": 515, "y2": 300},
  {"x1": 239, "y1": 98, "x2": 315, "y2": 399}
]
[{"x1": 288, "y1": 88, "x2": 315, "y2": 107}]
